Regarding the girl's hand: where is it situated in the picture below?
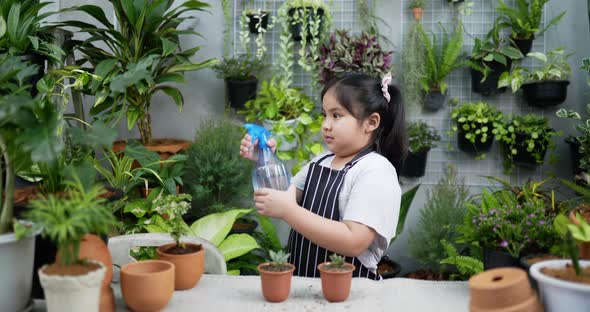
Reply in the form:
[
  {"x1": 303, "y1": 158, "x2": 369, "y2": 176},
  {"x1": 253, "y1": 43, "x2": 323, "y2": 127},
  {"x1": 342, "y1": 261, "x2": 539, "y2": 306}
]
[
  {"x1": 253, "y1": 187, "x2": 296, "y2": 219},
  {"x1": 239, "y1": 134, "x2": 277, "y2": 161}
]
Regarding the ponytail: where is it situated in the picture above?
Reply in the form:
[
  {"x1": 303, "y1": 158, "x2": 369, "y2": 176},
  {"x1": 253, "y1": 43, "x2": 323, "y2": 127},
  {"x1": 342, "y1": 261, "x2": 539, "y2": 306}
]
[{"x1": 377, "y1": 85, "x2": 408, "y2": 173}]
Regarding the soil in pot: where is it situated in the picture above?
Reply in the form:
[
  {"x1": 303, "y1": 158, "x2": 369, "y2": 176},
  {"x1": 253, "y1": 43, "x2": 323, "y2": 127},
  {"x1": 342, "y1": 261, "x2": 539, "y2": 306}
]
[
  {"x1": 404, "y1": 269, "x2": 450, "y2": 281},
  {"x1": 377, "y1": 256, "x2": 401, "y2": 279},
  {"x1": 457, "y1": 126, "x2": 494, "y2": 156},
  {"x1": 247, "y1": 12, "x2": 269, "y2": 34},
  {"x1": 43, "y1": 262, "x2": 102, "y2": 276},
  {"x1": 401, "y1": 150, "x2": 429, "y2": 178},
  {"x1": 161, "y1": 243, "x2": 201, "y2": 255},
  {"x1": 288, "y1": 7, "x2": 325, "y2": 42},
  {"x1": 540, "y1": 263, "x2": 590, "y2": 285}
]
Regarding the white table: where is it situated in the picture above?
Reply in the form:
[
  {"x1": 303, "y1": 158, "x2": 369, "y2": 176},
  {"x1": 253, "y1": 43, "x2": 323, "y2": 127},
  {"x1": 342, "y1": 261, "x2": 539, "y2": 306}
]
[{"x1": 35, "y1": 274, "x2": 470, "y2": 311}]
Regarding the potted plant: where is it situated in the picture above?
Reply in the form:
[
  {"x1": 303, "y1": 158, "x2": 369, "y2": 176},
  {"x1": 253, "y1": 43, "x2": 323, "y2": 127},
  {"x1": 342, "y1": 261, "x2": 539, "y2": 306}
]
[
  {"x1": 0, "y1": 54, "x2": 63, "y2": 312},
  {"x1": 257, "y1": 249, "x2": 295, "y2": 302},
  {"x1": 213, "y1": 55, "x2": 266, "y2": 109},
  {"x1": 496, "y1": 0, "x2": 565, "y2": 55},
  {"x1": 244, "y1": 8, "x2": 271, "y2": 34},
  {"x1": 24, "y1": 176, "x2": 117, "y2": 312},
  {"x1": 496, "y1": 114, "x2": 559, "y2": 174},
  {"x1": 401, "y1": 20, "x2": 426, "y2": 111},
  {"x1": 317, "y1": 29, "x2": 393, "y2": 85},
  {"x1": 239, "y1": 8, "x2": 275, "y2": 60},
  {"x1": 409, "y1": 0, "x2": 426, "y2": 21},
  {"x1": 317, "y1": 254, "x2": 355, "y2": 302},
  {"x1": 154, "y1": 193, "x2": 205, "y2": 290},
  {"x1": 281, "y1": 0, "x2": 329, "y2": 42},
  {"x1": 241, "y1": 78, "x2": 323, "y2": 173},
  {"x1": 530, "y1": 213, "x2": 590, "y2": 311},
  {"x1": 451, "y1": 101, "x2": 503, "y2": 158},
  {"x1": 499, "y1": 49, "x2": 572, "y2": 107},
  {"x1": 418, "y1": 20, "x2": 464, "y2": 111},
  {"x1": 402, "y1": 121, "x2": 440, "y2": 177},
  {"x1": 65, "y1": 1, "x2": 217, "y2": 151},
  {"x1": 467, "y1": 19, "x2": 524, "y2": 95}
]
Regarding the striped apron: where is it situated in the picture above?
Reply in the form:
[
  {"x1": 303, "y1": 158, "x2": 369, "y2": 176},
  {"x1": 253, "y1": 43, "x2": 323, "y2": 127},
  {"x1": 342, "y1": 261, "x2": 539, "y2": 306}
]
[{"x1": 287, "y1": 148, "x2": 381, "y2": 280}]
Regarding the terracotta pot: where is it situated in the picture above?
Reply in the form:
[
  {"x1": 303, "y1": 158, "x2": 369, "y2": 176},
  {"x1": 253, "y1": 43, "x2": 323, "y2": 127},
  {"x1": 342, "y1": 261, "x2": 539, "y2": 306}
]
[
  {"x1": 79, "y1": 234, "x2": 114, "y2": 312},
  {"x1": 412, "y1": 8, "x2": 423, "y2": 21},
  {"x1": 469, "y1": 267, "x2": 542, "y2": 312},
  {"x1": 569, "y1": 210, "x2": 590, "y2": 260},
  {"x1": 257, "y1": 262, "x2": 296, "y2": 302},
  {"x1": 120, "y1": 260, "x2": 175, "y2": 312},
  {"x1": 317, "y1": 262, "x2": 355, "y2": 302},
  {"x1": 156, "y1": 243, "x2": 204, "y2": 290}
]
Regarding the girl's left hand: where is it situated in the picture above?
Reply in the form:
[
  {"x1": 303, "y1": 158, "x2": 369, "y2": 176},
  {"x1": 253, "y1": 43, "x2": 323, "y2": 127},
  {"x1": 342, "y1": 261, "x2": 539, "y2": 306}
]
[{"x1": 253, "y1": 188, "x2": 296, "y2": 219}]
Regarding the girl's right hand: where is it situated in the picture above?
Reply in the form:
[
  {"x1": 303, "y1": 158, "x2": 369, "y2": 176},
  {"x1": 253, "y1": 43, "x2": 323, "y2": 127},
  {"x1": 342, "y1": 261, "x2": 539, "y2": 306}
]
[{"x1": 239, "y1": 134, "x2": 277, "y2": 161}]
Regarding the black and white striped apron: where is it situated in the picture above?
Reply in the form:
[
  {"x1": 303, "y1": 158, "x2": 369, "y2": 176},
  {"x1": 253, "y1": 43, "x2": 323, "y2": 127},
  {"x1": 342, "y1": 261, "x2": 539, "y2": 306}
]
[{"x1": 287, "y1": 148, "x2": 381, "y2": 280}]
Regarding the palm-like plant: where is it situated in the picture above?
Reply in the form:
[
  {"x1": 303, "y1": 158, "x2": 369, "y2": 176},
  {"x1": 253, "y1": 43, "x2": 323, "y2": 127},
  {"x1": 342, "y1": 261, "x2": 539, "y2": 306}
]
[
  {"x1": 418, "y1": 20, "x2": 464, "y2": 94},
  {"x1": 496, "y1": 0, "x2": 565, "y2": 40},
  {"x1": 63, "y1": 0, "x2": 217, "y2": 145}
]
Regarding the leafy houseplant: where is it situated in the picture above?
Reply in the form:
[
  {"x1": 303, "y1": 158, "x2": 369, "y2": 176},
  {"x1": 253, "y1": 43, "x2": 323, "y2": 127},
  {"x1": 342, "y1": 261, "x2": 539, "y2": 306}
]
[
  {"x1": 257, "y1": 250, "x2": 295, "y2": 302},
  {"x1": 418, "y1": 20, "x2": 464, "y2": 111},
  {"x1": 451, "y1": 101, "x2": 504, "y2": 159},
  {"x1": 467, "y1": 19, "x2": 524, "y2": 95},
  {"x1": 317, "y1": 30, "x2": 393, "y2": 85},
  {"x1": 277, "y1": 0, "x2": 331, "y2": 87},
  {"x1": 182, "y1": 119, "x2": 253, "y2": 220},
  {"x1": 496, "y1": 0, "x2": 565, "y2": 55},
  {"x1": 213, "y1": 55, "x2": 266, "y2": 109},
  {"x1": 401, "y1": 121, "x2": 440, "y2": 177},
  {"x1": 408, "y1": 166, "x2": 469, "y2": 276},
  {"x1": 25, "y1": 176, "x2": 117, "y2": 312},
  {"x1": 317, "y1": 254, "x2": 355, "y2": 302},
  {"x1": 66, "y1": 0, "x2": 217, "y2": 146},
  {"x1": 499, "y1": 49, "x2": 571, "y2": 107},
  {"x1": 409, "y1": 0, "x2": 426, "y2": 21},
  {"x1": 496, "y1": 114, "x2": 559, "y2": 174},
  {"x1": 239, "y1": 9, "x2": 274, "y2": 60},
  {"x1": 241, "y1": 78, "x2": 323, "y2": 174}
]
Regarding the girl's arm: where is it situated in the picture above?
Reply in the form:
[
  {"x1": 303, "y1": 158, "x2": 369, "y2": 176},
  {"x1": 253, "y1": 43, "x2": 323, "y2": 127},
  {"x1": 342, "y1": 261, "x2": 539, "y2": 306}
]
[{"x1": 255, "y1": 185, "x2": 376, "y2": 257}]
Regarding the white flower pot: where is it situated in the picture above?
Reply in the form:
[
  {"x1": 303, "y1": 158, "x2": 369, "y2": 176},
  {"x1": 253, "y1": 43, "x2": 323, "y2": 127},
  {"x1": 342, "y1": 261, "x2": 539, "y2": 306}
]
[
  {"x1": 39, "y1": 261, "x2": 105, "y2": 312},
  {"x1": 0, "y1": 229, "x2": 37, "y2": 312},
  {"x1": 263, "y1": 119, "x2": 299, "y2": 151},
  {"x1": 530, "y1": 259, "x2": 590, "y2": 312}
]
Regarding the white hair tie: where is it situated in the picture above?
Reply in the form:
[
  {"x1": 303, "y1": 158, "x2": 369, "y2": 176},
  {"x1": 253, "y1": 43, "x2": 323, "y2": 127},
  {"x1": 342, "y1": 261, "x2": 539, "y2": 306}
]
[{"x1": 381, "y1": 72, "x2": 392, "y2": 102}]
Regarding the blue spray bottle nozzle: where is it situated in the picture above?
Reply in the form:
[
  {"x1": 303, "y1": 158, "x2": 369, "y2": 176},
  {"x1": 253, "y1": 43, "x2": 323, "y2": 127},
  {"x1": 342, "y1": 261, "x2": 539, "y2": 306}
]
[{"x1": 244, "y1": 123, "x2": 271, "y2": 150}]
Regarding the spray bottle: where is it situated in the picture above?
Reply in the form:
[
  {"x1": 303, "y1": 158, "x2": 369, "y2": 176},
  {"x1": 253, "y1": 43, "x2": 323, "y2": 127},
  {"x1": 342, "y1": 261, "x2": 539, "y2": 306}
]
[{"x1": 244, "y1": 123, "x2": 291, "y2": 191}]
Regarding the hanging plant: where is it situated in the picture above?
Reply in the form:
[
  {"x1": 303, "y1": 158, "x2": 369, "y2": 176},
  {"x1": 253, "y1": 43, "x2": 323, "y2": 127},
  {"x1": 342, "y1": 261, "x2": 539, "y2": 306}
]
[{"x1": 239, "y1": 8, "x2": 275, "y2": 60}]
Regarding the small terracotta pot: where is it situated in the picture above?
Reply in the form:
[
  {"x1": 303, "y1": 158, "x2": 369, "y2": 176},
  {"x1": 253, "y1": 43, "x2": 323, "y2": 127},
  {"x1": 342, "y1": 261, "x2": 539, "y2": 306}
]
[
  {"x1": 156, "y1": 243, "x2": 204, "y2": 290},
  {"x1": 317, "y1": 262, "x2": 356, "y2": 302},
  {"x1": 570, "y1": 210, "x2": 590, "y2": 260},
  {"x1": 412, "y1": 8, "x2": 423, "y2": 21},
  {"x1": 257, "y1": 262, "x2": 296, "y2": 302},
  {"x1": 469, "y1": 267, "x2": 542, "y2": 312},
  {"x1": 120, "y1": 260, "x2": 175, "y2": 312}
]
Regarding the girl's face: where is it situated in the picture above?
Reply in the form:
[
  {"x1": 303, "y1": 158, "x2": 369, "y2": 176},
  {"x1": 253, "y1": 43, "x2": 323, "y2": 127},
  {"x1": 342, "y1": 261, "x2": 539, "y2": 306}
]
[{"x1": 321, "y1": 88, "x2": 379, "y2": 157}]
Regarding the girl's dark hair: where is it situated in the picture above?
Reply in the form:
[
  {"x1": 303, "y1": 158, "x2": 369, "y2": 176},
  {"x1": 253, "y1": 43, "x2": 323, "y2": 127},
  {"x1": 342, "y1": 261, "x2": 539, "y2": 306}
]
[{"x1": 321, "y1": 73, "x2": 408, "y2": 173}]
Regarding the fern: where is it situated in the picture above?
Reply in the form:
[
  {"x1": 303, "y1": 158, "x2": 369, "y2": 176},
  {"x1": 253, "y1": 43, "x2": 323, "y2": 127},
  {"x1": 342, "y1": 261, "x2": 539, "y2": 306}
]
[{"x1": 440, "y1": 239, "x2": 483, "y2": 281}]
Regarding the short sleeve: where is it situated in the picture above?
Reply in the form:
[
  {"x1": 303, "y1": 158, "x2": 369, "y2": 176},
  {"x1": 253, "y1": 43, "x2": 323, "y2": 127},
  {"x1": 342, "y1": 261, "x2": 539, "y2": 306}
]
[
  {"x1": 341, "y1": 166, "x2": 401, "y2": 249},
  {"x1": 292, "y1": 162, "x2": 310, "y2": 190}
]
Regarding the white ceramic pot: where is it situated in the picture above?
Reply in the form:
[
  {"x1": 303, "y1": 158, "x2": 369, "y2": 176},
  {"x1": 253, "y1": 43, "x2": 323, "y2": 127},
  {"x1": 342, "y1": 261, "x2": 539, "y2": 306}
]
[
  {"x1": 39, "y1": 261, "x2": 105, "y2": 312},
  {"x1": 530, "y1": 259, "x2": 590, "y2": 312},
  {"x1": 262, "y1": 119, "x2": 299, "y2": 151},
  {"x1": 0, "y1": 229, "x2": 37, "y2": 312}
]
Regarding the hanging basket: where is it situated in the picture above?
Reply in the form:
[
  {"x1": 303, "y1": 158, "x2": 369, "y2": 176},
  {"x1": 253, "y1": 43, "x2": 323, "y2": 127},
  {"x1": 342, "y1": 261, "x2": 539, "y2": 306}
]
[
  {"x1": 401, "y1": 150, "x2": 429, "y2": 178},
  {"x1": 288, "y1": 7, "x2": 325, "y2": 42},
  {"x1": 247, "y1": 12, "x2": 270, "y2": 34},
  {"x1": 226, "y1": 78, "x2": 258, "y2": 109},
  {"x1": 470, "y1": 59, "x2": 511, "y2": 96},
  {"x1": 522, "y1": 80, "x2": 570, "y2": 107},
  {"x1": 457, "y1": 125, "x2": 494, "y2": 156},
  {"x1": 512, "y1": 36, "x2": 534, "y2": 55}
]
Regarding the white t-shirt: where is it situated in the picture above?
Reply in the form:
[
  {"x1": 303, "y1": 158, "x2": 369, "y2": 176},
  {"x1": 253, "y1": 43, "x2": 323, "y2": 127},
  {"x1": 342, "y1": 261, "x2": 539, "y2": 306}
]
[{"x1": 292, "y1": 152, "x2": 401, "y2": 272}]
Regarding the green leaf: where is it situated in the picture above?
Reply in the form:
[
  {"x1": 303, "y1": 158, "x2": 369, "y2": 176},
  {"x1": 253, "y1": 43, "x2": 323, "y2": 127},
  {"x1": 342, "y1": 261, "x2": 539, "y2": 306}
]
[
  {"x1": 161, "y1": 37, "x2": 178, "y2": 57},
  {"x1": 156, "y1": 73, "x2": 186, "y2": 84},
  {"x1": 218, "y1": 233, "x2": 260, "y2": 261},
  {"x1": 190, "y1": 209, "x2": 253, "y2": 246},
  {"x1": 124, "y1": 139, "x2": 160, "y2": 167},
  {"x1": 393, "y1": 184, "x2": 420, "y2": 243},
  {"x1": 73, "y1": 5, "x2": 114, "y2": 28},
  {"x1": 527, "y1": 52, "x2": 547, "y2": 63},
  {"x1": 227, "y1": 269, "x2": 241, "y2": 275},
  {"x1": 124, "y1": 200, "x2": 150, "y2": 218},
  {"x1": 168, "y1": 59, "x2": 218, "y2": 73},
  {"x1": 0, "y1": 16, "x2": 6, "y2": 39},
  {"x1": 500, "y1": 46, "x2": 524, "y2": 60},
  {"x1": 256, "y1": 215, "x2": 282, "y2": 251},
  {"x1": 145, "y1": 224, "x2": 167, "y2": 233},
  {"x1": 127, "y1": 109, "x2": 140, "y2": 131},
  {"x1": 157, "y1": 86, "x2": 184, "y2": 111}
]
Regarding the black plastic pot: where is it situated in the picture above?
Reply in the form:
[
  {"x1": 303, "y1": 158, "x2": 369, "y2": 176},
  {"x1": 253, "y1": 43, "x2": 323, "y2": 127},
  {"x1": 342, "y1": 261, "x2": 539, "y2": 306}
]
[
  {"x1": 457, "y1": 125, "x2": 494, "y2": 156},
  {"x1": 247, "y1": 12, "x2": 269, "y2": 34},
  {"x1": 483, "y1": 248, "x2": 520, "y2": 270},
  {"x1": 566, "y1": 136, "x2": 583, "y2": 175},
  {"x1": 424, "y1": 90, "x2": 446, "y2": 111},
  {"x1": 511, "y1": 132, "x2": 549, "y2": 168},
  {"x1": 470, "y1": 59, "x2": 511, "y2": 96},
  {"x1": 401, "y1": 150, "x2": 429, "y2": 178},
  {"x1": 522, "y1": 80, "x2": 570, "y2": 107},
  {"x1": 512, "y1": 36, "x2": 534, "y2": 55},
  {"x1": 288, "y1": 7, "x2": 325, "y2": 42},
  {"x1": 226, "y1": 78, "x2": 258, "y2": 109},
  {"x1": 19, "y1": 53, "x2": 46, "y2": 97},
  {"x1": 377, "y1": 255, "x2": 401, "y2": 279}
]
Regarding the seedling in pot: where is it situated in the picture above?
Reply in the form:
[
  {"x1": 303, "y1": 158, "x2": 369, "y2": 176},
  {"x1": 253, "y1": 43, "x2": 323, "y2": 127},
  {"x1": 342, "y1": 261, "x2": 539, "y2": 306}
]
[{"x1": 263, "y1": 250, "x2": 292, "y2": 272}]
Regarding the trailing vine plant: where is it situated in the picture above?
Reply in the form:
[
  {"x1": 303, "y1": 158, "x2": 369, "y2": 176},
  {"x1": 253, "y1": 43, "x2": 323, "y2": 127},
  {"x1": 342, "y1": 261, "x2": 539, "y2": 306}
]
[{"x1": 239, "y1": 9, "x2": 275, "y2": 60}]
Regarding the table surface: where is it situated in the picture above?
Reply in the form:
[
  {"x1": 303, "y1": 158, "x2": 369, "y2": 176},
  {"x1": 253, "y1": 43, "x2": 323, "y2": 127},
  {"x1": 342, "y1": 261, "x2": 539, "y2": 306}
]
[{"x1": 35, "y1": 274, "x2": 470, "y2": 312}]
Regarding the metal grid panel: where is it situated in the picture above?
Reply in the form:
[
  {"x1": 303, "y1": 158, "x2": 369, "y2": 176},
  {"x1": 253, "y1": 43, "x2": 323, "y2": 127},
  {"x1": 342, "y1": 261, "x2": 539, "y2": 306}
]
[
  {"x1": 401, "y1": 0, "x2": 551, "y2": 187},
  {"x1": 231, "y1": 0, "x2": 361, "y2": 99}
]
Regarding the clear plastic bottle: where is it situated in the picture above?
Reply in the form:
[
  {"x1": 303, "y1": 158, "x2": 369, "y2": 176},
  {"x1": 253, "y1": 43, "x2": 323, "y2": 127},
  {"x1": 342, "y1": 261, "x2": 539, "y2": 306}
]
[{"x1": 244, "y1": 124, "x2": 291, "y2": 191}]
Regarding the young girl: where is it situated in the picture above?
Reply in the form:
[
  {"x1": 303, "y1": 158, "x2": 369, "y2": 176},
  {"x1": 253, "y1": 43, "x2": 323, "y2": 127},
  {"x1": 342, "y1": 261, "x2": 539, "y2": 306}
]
[{"x1": 239, "y1": 73, "x2": 407, "y2": 280}]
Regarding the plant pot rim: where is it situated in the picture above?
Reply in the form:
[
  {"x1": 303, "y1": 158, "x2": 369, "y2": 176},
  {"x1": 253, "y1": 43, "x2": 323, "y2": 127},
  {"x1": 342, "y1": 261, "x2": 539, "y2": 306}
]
[
  {"x1": 530, "y1": 259, "x2": 590, "y2": 291},
  {"x1": 156, "y1": 242, "x2": 203, "y2": 258},
  {"x1": 40, "y1": 260, "x2": 105, "y2": 279},
  {"x1": 0, "y1": 220, "x2": 40, "y2": 244},
  {"x1": 317, "y1": 262, "x2": 355, "y2": 274},
  {"x1": 257, "y1": 262, "x2": 296, "y2": 274},
  {"x1": 522, "y1": 80, "x2": 570, "y2": 86},
  {"x1": 246, "y1": 10, "x2": 270, "y2": 15},
  {"x1": 511, "y1": 34, "x2": 535, "y2": 40},
  {"x1": 121, "y1": 259, "x2": 175, "y2": 278},
  {"x1": 226, "y1": 77, "x2": 258, "y2": 83}
]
